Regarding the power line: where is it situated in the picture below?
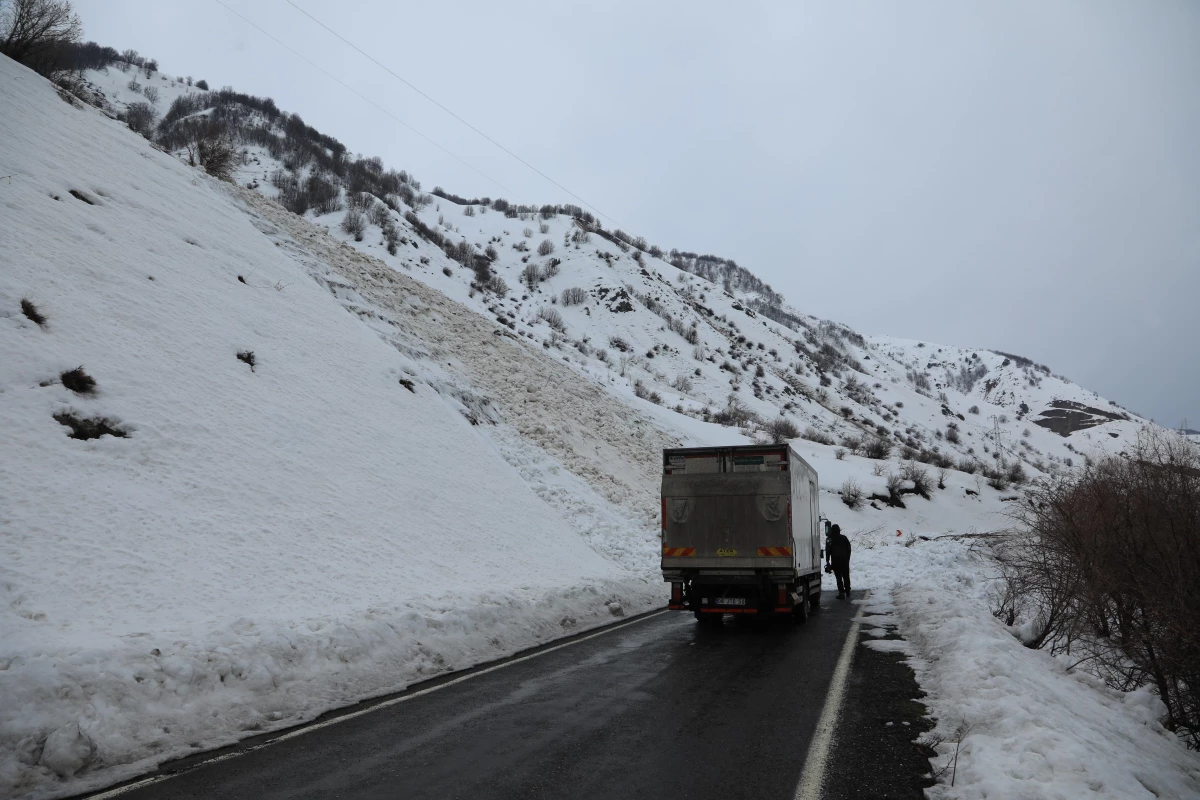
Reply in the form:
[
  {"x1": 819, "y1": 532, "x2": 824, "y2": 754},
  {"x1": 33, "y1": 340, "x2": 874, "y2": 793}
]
[
  {"x1": 210, "y1": 0, "x2": 523, "y2": 201},
  {"x1": 284, "y1": 0, "x2": 620, "y2": 227}
]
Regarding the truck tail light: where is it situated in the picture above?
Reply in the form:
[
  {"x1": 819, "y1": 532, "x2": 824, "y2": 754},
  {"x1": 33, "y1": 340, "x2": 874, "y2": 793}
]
[
  {"x1": 671, "y1": 583, "x2": 683, "y2": 602},
  {"x1": 778, "y1": 586, "x2": 788, "y2": 606}
]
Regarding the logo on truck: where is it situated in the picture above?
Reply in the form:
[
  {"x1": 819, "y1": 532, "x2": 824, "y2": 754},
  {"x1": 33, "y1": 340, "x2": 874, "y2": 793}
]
[
  {"x1": 757, "y1": 495, "x2": 786, "y2": 521},
  {"x1": 716, "y1": 548, "x2": 738, "y2": 557}
]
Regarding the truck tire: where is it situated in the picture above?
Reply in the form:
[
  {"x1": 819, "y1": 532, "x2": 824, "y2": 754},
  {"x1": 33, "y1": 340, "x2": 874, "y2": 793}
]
[
  {"x1": 793, "y1": 593, "x2": 809, "y2": 623},
  {"x1": 695, "y1": 610, "x2": 723, "y2": 628},
  {"x1": 810, "y1": 586, "x2": 821, "y2": 610}
]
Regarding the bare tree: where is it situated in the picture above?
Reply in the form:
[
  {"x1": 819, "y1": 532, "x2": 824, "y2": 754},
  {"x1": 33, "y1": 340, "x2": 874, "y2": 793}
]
[
  {"x1": 121, "y1": 101, "x2": 156, "y2": 138},
  {"x1": 183, "y1": 120, "x2": 236, "y2": 182},
  {"x1": 560, "y1": 287, "x2": 586, "y2": 306},
  {"x1": 340, "y1": 209, "x2": 366, "y2": 241},
  {"x1": 0, "y1": 0, "x2": 81, "y2": 76},
  {"x1": 141, "y1": 84, "x2": 158, "y2": 104}
]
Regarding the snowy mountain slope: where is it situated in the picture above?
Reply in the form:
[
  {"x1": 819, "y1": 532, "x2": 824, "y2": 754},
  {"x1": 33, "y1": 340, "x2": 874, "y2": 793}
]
[
  {"x1": 74, "y1": 62, "x2": 1161, "y2": 497},
  {"x1": 0, "y1": 55, "x2": 663, "y2": 798}
]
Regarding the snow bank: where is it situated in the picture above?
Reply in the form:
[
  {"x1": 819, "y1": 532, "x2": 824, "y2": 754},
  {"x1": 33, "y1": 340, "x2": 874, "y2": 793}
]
[
  {"x1": 0, "y1": 56, "x2": 658, "y2": 799},
  {"x1": 854, "y1": 541, "x2": 1200, "y2": 799}
]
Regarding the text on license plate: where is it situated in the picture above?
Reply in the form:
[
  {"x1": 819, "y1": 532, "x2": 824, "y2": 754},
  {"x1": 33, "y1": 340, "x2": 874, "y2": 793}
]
[{"x1": 715, "y1": 597, "x2": 746, "y2": 606}]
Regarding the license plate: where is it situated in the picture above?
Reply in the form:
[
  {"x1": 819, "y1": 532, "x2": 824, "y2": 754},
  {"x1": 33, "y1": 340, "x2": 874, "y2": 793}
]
[{"x1": 715, "y1": 597, "x2": 746, "y2": 606}]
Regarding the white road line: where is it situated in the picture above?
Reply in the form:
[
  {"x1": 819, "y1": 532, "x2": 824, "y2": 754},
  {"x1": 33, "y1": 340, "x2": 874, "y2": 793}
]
[
  {"x1": 85, "y1": 609, "x2": 670, "y2": 799},
  {"x1": 794, "y1": 592, "x2": 870, "y2": 800}
]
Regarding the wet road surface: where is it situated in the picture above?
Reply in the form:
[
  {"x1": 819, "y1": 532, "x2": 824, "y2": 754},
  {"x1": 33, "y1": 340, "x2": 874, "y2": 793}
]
[{"x1": 89, "y1": 591, "x2": 930, "y2": 799}]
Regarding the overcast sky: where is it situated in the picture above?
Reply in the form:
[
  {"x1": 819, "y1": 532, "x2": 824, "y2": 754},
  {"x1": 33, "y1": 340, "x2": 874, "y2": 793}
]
[{"x1": 75, "y1": 0, "x2": 1200, "y2": 428}]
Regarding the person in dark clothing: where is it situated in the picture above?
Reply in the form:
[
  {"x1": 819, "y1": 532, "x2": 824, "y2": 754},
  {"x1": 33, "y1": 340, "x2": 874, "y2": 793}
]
[{"x1": 826, "y1": 523, "x2": 852, "y2": 598}]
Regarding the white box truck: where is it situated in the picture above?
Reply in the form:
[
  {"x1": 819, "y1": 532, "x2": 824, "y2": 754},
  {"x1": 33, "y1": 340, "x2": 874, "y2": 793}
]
[{"x1": 660, "y1": 443, "x2": 824, "y2": 624}]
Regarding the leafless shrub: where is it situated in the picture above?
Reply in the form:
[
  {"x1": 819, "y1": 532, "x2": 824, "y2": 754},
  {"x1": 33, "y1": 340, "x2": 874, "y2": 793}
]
[
  {"x1": 863, "y1": 436, "x2": 893, "y2": 460},
  {"x1": 121, "y1": 101, "x2": 156, "y2": 138},
  {"x1": 141, "y1": 84, "x2": 158, "y2": 103},
  {"x1": 483, "y1": 275, "x2": 509, "y2": 296},
  {"x1": 901, "y1": 462, "x2": 933, "y2": 499},
  {"x1": 764, "y1": 417, "x2": 800, "y2": 443},
  {"x1": 183, "y1": 119, "x2": 236, "y2": 181},
  {"x1": 841, "y1": 478, "x2": 863, "y2": 508},
  {"x1": 463, "y1": 205, "x2": 475, "y2": 217},
  {"x1": 520, "y1": 263, "x2": 542, "y2": 291},
  {"x1": 872, "y1": 461, "x2": 887, "y2": 477},
  {"x1": 956, "y1": 457, "x2": 978, "y2": 474},
  {"x1": 835, "y1": 448, "x2": 846, "y2": 461},
  {"x1": 522, "y1": 227, "x2": 533, "y2": 238},
  {"x1": 538, "y1": 222, "x2": 549, "y2": 234},
  {"x1": 537, "y1": 239, "x2": 555, "y2": 256},
  {"x1": 802, "y1": 427, "x2": 835, "y2": 446},
  {"x1": 561, "y1": 286, "x2": 586, "y2": 306},
  {"x1": 995, "y1": 431, "x2": 1200, "y2": 746},
  {"x1": 712, "y1": 396, "x2": 754, "y2": 428},
  {"x1": 537, "y1": 306, "x2": 566, "y2": 332},
  {"x1": 340, "y1": 208, "x2": 366, "y2": 241},
  {"x1": 369, "y1": 203, "x2": 390, "y2": 227},
  {"x1": 348, "y1": 191, "x2": 374, "y2": 211}
]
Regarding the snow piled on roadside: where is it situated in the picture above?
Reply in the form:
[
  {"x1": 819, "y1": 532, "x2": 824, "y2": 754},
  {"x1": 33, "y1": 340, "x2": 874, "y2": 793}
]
[
  {"x1": 854, "y1": 541, "x2": 1200, "y2": 800},
  {"x1": 0, "y1": 55, "x2": 658, "y2": 799}
]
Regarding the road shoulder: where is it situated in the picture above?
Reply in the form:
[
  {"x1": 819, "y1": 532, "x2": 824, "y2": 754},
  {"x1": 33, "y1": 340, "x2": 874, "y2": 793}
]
[{"x1": 822, "y1": 595, "x2": 936, "y2": 800}]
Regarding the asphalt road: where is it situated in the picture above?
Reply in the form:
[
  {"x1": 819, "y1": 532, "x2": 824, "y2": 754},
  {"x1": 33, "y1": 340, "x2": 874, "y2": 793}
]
[{"x1": 92, "y1": 591, "x2": 930, "y2": 800}]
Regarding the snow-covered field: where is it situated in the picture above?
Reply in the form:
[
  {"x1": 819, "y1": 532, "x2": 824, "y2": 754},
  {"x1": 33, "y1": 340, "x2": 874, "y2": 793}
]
[{"x1": 3, "y1": 54, "x2": 1198, "y2": 799}]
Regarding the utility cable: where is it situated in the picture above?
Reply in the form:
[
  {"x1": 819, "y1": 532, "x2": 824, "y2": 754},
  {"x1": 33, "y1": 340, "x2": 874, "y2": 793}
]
[
  {"x1": 211, "y1": 0, "x2": 523, "y2": 201},
  {"x1": 285, "y1": 0, "x2": 620, "y2": 227}
]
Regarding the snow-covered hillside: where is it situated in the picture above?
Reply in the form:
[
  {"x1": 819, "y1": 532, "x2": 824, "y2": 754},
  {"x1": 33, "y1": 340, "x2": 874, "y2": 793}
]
[
  {"x1": 1, "y1": 54, "x2": 669, "y2": 798},
  {"x1": 76, "y1": 60, "x2": 1153, "y2": 493},
  {"x1": 4, "y1": 53, "x2": 1198, "y2": 800}
]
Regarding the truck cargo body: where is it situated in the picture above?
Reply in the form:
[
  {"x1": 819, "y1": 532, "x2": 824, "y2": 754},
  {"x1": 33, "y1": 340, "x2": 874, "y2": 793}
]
[{"x1": 660, "y1": 443, "x2": 822, "y2": 621}]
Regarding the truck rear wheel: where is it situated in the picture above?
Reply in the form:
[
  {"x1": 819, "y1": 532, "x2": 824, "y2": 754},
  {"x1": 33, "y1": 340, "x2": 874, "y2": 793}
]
[
  {"x1": 695, "y1": 610, "x2": 724, "y2": 628},
  {"x1": 793, "y1": 594, "x2": 809, "y2": 623},
  {"x1": 810, "y1": 586, "x2": 821, "y2": 610}
]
